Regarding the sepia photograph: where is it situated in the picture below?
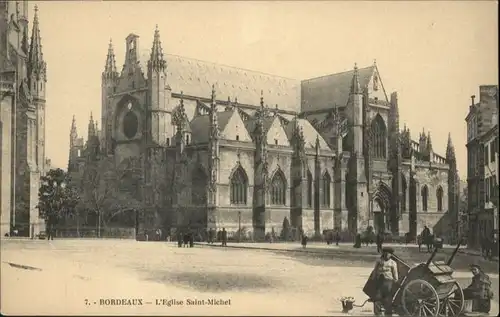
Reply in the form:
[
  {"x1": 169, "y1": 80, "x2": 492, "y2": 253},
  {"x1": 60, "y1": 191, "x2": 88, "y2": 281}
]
[{"x1": 0, "y1": 0, "x2": 498, "y2": 316}]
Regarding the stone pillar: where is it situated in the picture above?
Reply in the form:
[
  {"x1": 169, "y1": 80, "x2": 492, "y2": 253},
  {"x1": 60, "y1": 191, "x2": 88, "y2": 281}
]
[{"x1": 334, "y1": 157, "x2": 348, "y2": 233}]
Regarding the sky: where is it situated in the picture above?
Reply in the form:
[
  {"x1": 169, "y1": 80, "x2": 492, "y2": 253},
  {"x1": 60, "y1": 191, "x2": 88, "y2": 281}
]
[{"x1": 28, "y1": 1, "x2": 498, "y2": 177}]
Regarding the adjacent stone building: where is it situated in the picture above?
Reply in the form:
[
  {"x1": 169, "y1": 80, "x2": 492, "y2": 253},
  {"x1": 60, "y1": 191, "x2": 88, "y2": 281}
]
[
  {"x1": 465, "y1": 85, "x2": 498, "y2": 249},
  {"x1": 1, "y1": 1, "x2": 48, "y2": 237},
  {"x1": 69, "y1": 27, "x2": 458, "y2": 241}
]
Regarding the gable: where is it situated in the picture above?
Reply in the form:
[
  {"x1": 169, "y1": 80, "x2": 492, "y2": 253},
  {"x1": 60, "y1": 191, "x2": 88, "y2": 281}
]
[
  {"x1": 284, "y1": 118, "x2": 331, "y2": 151},
  {"x1": 266, "y1": 117, "x2": 290, "y2": 146},
  {"x1": 301, "y1": 66, "x2": 375, "y2": 112},
  {"x1": 220, "y1": 110, "x2": 253, "y2": 142},
  {"x1": 365, "y1": 66, "x2": 389, "y2": 102}
]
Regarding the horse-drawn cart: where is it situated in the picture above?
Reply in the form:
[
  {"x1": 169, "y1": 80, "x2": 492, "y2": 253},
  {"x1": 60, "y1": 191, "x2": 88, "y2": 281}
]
[{"x1": 359, "y1": 240, "x2": 465, "y2": 316}]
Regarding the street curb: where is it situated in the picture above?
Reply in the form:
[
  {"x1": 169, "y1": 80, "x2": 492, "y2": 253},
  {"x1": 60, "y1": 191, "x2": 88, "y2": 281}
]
[
  {"x1": 193, "y1": 242, "x2": 380, "y2": 256},
  {"x1": 195, "y1": 243, "x2": 500, "y2": 262}
]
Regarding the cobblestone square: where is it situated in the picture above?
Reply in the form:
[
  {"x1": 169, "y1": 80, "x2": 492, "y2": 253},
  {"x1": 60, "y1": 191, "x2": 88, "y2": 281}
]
[{"x1": 1, "y1": 239, "x2": 498, "y2": 316}]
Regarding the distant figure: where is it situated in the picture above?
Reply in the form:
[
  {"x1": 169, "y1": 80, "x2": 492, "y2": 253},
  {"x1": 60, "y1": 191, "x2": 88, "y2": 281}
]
[
  {"x1": 217, "y1": 230, "x2": 222, "y2": 242},
  {"x1": 335, "y1": 231, "x2": 341, "y2": 246},
  {"x1": 301, "y1": 234, "x2": 308, "y2": 248},
  {"x1": 421, "y1": 226, "x2": 432, "y2": 252},
  {"x1": 222, "y1": 228, "x2": 228, "y2": 247},
  {"x1": 372, "y1": 247, "x2": 398, "y2": 316},
  {"x1": 354, "y1": 233, "x2": 362, "y2": 248},
  {"x1": 177, "y1": 232, "x2": 183, "y2": 248},
  {"x1": 376, "y1": 231, "x2": 384, "y2": 252},
  {"x1": 189, "y1": 233, "x2": 194, "y2": 248},
  {"x1": 462, "y1": 264, "x2": 493, "y2": 314}
]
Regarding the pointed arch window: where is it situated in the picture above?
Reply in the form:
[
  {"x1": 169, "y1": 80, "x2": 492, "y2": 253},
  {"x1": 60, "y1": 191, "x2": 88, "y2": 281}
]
[
  {"x1": 436, "y1": 186, "x2": 443, "y2": 211},
  {"x1": 307, "y1": 171, "x2": 313, "y2": 207},
  {"x1": 271, "y1": 171, "x2": 286, "y2": 205},
  {"x1": 322, "y1": 172, "x2": 331, "y2": 207},
  {"x1": 421, "y1": 185, "x2": 429, "y2": 212},
  {"x1": 191, "y1": 168, "x2": 207, "y2": 205},
  {"x1": 370, "y1": 114, "x2": 387, "y2": 159},
  {"x1": 230, "y1": 167, "x2": 248, "y2": 205}
]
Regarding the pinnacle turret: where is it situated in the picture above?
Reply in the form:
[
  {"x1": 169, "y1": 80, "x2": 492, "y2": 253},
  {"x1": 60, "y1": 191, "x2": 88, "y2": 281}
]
[
  {"x1": 148, "y1": 25, "x2": 166, "y2": 72},
  {"x1": 70, "y1": 115, "x2": 78, "y2": 143},
  {"x1": 426, "y1": 131, "x2": 433, "y2": 152},
  {"x1": 350, "y1": 63, "x2": 361, "y2": 94},
  {"x1": 446, "y1": 133, "x2": 456, "y2": 162},
  {"x1": 28, "y1": 5, "x2": 47, "y2": 83},
  {"x1": 88, "y1": 112, "x2": 96, "y2": 139},
  {"x1": 103, "y1": 39, "x2": 118, "y2": 79}
]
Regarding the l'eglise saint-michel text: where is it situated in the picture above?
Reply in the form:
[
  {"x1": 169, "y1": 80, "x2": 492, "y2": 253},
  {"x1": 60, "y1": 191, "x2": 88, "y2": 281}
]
[
  {"x1": 155, "y1": 298, "x2": 231, "y2": 306},
  {"x1": 186, "y1": 298, "x2": 231, "y2": 306}
]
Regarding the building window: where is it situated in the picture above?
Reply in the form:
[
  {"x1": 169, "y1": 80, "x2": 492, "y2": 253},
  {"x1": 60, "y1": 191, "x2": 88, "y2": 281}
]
[
  {"x1": 230, "y1": 167, "x2": 247, "y2": 205},
  {"x1": 186, "y1": 134, "x2": 190, "y2": 145},
  {"x1": 321, "y1": 172, "x2": 331, "y2": 207},
  {"x1": 436, "y1": 186, "x2": 443, "y2": 211},
  {"x1": 166, "y1": 138, "x2": 170, "y2": 146},
  {"x1": 270, "y1": 170, "x2": 286, "y2": 205},
  {"x1": 421, "y1": 185, "x2": 429, "y2": 212},
  {"x1": 307, "y1": 171, "x2": 313, "y2": 207},
  {"x1": 484, "y1": 144, "x2": 489, "y2": 164},
  {"x1": 77, "y1": 149, "x2": 81, "y2": 157},
  {"x1": 236, "y1": 135, "x2": 239, "y2": 141},
  {"x1": 370, "y1": 114, "x2": 387, "y2": 159},
  {"x1": 123, "y1": 111, "x2": 139, "y2": 139},
  {"x1": 491, "y1": 140, "x2": 496, "y2": 163}
]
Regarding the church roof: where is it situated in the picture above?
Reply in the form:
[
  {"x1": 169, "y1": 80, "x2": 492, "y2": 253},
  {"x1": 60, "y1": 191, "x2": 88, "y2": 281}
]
[
  {"x1": 138, "y1": 50, "x2": 301, "y2": 112},
  {"x1": 243, "y1": 115, "x2": 275, "y2": 138},
  {"x1": 189, "y1": 110, "x2": 234, "y2": 144},
  {"x1": 284, "y1": 118, "x2": 331, "y2": 150},
  {"x1": 301, "y1": 66, "x2": 374, "y2": 112}
]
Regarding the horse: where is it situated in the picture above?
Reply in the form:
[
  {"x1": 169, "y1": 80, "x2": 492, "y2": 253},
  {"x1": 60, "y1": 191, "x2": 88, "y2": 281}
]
[{"x1": 417, "y1": 234, "x2": 435, "y2": 252}]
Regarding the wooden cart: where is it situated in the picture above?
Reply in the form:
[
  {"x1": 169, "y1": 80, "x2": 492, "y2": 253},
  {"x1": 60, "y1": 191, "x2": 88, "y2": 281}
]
[{"x1": 362, "y1": 240, "x2": 465, "y2": 317}]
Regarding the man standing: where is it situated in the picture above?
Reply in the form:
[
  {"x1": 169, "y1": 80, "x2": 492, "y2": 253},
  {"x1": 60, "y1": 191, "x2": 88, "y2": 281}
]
[
  {"x1": 373, "y1": 247, "x2": 398, "y2": 316},
  {"x1": 222, "y1": 228, "x2": 228, "y2": 247},
  {"x1": 376, "y1": 231, "x2": 385, "y2": 253}
]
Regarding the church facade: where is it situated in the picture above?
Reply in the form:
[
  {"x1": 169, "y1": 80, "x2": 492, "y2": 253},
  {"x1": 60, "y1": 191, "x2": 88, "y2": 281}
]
[
  {"x1": 1, "y1": 1, "x2": 48, "y2": 237},
  {"x1": 69, "y1": 27, "x2": 459, "y2": 241}
]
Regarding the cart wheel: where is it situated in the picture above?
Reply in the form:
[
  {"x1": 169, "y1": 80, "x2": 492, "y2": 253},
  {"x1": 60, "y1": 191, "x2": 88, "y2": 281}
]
[
  {"x1": 402, "y1": 279, "x2": 440, "y2": 317},
  {"x1": 439, "y1": 281, "x2": 464, "y2": 317}
]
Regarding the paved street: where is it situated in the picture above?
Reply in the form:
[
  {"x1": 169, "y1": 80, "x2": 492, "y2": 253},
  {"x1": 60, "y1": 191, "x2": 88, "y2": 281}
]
[{"x1": 1, "y1": 239, "x2": 498, "y2": 316}]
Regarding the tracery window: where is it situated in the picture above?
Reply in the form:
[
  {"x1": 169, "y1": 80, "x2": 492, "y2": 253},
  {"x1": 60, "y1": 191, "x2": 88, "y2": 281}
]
[
  {"x1": 370, "y1": 114, "x2": 387, "y2": 159},
  {"x1": 322, "y1": 172, "x2": 331, "y2": 207},
  {"x1": 421, "y1": 185, "x2": 429, "y2": 212},
  {"x1": 230, "y1": 167, "x2": 247, "y2": 205},
  {"x1": 307, "y1": 171, "x2": 313, "y2": 207},
  {"x1": 436, "y1": 186, "x2": 443, "y2": 211},
  {"x1": 270, "y1": 170, "x2": 286, "y2": 205}
]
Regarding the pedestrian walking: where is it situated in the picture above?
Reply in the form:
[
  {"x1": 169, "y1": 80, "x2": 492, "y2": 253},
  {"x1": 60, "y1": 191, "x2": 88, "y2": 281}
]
[
  {"x1": 376, "y1": 231, "x2": 384, "y2": 253},
  {"x1": 222, "y1": 228, "x2": 228, "y2": 247},
  {"x1": 301, "y1": 234, "x2": 308, "y2": 248}
]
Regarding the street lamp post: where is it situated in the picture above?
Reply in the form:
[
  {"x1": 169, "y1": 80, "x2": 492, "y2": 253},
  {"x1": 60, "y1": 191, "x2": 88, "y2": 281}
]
[{"x1": 238, "y1": 210, "x2": 242, "y2": 243}]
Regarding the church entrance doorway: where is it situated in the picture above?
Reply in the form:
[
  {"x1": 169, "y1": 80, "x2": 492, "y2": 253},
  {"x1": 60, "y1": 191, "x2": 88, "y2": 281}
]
[{"x1": 372, "y1": 182, "x2": 392, "y2": 234}]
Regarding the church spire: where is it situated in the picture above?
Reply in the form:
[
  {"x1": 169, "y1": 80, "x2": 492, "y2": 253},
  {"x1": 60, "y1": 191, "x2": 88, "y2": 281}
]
[
  {"x1": 88, "y1": 112, "x2": 96, "y2": 139},
  {"x1": 28, "y1": 5, "x2": 47, "y2": 82},
  {"x1": 446, "y1": 133, "x2": 456, "y2": 162},
  {"x1": 148, "y1": 25, "x2": 166, "y2": 72},
  {"x1": 28, "y1": 5, "x2": 47, "y2": 83},
  {"x1": 426, "y1": 131, "x2": 433, "y2": 153},
  {"x1": 70, "y1": 115, "x2": 78, "y2": 143},
  {"x1": 350, "y1": 63, "x2": 361, "y2": 94},
  {"x1": 103, "y1": 39, "x2": 118, "y2": 79}
]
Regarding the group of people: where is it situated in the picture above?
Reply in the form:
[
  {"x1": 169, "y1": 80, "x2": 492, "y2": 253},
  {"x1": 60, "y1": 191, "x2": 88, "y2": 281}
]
[
  {"x1": 207, "y1": 228, "x2": 228, "y2": 246},
  {"x1": 369, "y1": 247, "x2": 494, "y2": 316},
  {"x1": 480, "y1": 233, "x2": 498, "y2": 260}
]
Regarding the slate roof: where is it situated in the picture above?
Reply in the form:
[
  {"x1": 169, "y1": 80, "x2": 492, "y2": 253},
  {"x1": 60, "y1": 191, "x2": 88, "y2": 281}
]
[
  {"x1": 301, "y1": 66, "x2": 375, "y2": 112},
  {"x1": 284, "y1": 118, "x2": 331, "y2": 150},
  {"x1": 244, "y1": 116, "x2": 276, "y2": 138},
  {"x1": 138, "y1": 50, "x2": 301, "y2": 112},
  {"x1": 189, "y1": 110, "x2": 233, "y2": 144}
]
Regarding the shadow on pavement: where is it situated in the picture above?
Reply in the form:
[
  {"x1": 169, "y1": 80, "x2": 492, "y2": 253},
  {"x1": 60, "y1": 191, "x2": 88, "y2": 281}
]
[{"x1": 142, "y1": 270, "x2": 281, "y2": 293}]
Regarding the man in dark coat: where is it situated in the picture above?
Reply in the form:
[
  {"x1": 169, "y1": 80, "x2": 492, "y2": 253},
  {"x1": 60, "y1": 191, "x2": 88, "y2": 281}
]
[
  {"x1": 177, "y1": 231, "x2": 183, "y2": 248},
  {"x1": 463, "y1": 264, "x2": 493, "y2": 314},
  {"x1": 376, "y1": 231, "x2": 384, "y2": 253}
]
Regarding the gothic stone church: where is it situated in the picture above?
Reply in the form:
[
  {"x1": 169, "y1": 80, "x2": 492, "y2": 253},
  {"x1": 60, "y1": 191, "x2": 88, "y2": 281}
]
[{"x1": 68, "y1": 27, "x2": 459, "y2": 240}]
